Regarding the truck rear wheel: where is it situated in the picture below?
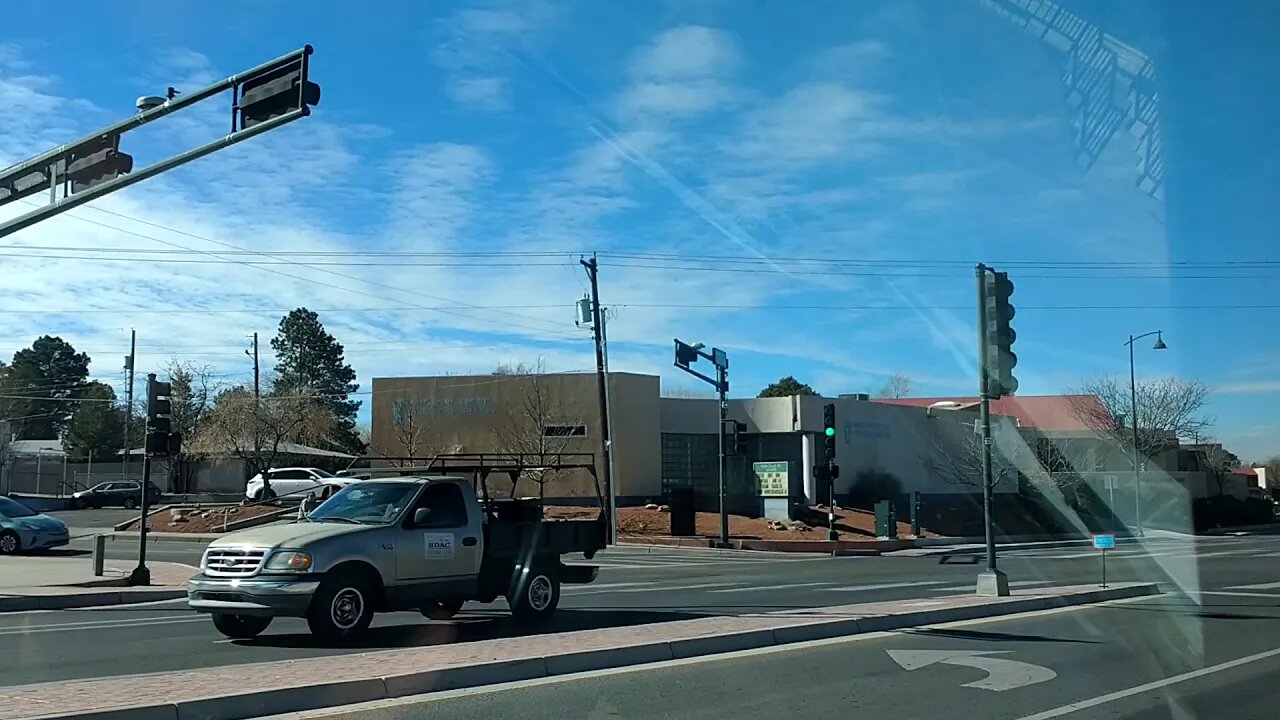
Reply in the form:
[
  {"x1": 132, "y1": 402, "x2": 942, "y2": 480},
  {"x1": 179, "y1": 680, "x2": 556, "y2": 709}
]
[
  {"x1": 308, "y1": 572, "x2": 374, "y2": 641},
  {"x1": 211, "y1": 613, "x2": 272, "y2": 639},
  {"x1": 509, "y1": 567, "x2": 560, "y2": 622}
]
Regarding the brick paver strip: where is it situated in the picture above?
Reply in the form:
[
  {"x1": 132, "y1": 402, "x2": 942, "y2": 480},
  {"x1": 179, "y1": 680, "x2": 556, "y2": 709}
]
[{"x1": 0, "y1": 583, "x2": 1158, "y2": 720}]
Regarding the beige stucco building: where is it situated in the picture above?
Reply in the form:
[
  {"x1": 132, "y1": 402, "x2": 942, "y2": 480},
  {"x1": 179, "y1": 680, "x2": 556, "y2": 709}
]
[{"x1": 370, "y1": 372, "x2": 1020, "y2": 509}]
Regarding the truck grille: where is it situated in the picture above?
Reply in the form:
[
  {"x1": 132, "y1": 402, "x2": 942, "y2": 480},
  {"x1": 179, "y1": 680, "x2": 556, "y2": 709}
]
[{"x1": 202, "y1": 547, "x2": 267, "y2": 577}]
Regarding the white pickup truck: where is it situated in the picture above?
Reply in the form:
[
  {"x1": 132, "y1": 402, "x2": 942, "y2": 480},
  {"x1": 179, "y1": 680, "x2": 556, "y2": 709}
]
[{"x1": 187, "y1": 475, "x2": 605, "y2": 641}]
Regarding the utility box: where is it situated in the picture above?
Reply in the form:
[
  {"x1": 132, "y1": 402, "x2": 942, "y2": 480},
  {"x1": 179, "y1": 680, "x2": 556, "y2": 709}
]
[
  {"x1": 875, "y1": 500, "x2": 897, "y2": 539},
  {"x1": 668, "y1": 485, "x2": 696, "y2": 537}
]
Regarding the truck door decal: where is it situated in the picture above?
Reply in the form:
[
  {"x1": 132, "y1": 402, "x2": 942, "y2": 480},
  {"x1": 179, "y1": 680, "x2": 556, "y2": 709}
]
[{"x1": 424, "y1": 532, "x2": 455, "y2": 560}]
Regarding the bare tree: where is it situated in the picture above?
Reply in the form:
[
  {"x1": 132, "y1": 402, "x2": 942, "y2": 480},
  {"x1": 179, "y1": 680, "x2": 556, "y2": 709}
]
[
  {"x1": 189, "y1": 387, "x2": 337, "y2": 489},
  {"x1": 493, "y1": 361, "x2": 538, "y2": 375},
  {"x1": 920, "y1": 429, "x2": 1017, "y2": 491},
  {"x1": 375, "y1": 397, "x2": 443, "y2": 466},
  {"x1": 1185, "y1": 431, "x2": 1242, "y2": 497},
  {"x1": 661, "y1": 384, "x2": 715, "y2": 399},
  {"x1": 876, "y1": 373, "x2": 912, "y2": 399},
  {"x1": 1072, "y1": 375, "x2": 1213, "y2": 458},
  {"x1": 490, "y1": 360, "x2": 584, "y2": 497},
  {"x1": 163, "y1": 359, "x2": 221, "y2": 493}
]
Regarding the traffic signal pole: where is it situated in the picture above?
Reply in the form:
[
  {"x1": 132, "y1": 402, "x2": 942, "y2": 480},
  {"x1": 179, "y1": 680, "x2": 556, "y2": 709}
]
[
  {"x1": 716, "y1": 363, "x2": 730, "y2": 548},
  {"x1": 130, "y1": 373, "x2": 158, "y2": 586},
  {"x1": 976, "y1": 264, "x2": 1010, "y2": 597}
]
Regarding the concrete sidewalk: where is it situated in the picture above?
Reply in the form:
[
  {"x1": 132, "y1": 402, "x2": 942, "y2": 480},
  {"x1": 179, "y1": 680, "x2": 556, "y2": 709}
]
[
  {"x1": 0, "y1": 582, "x2": 1159, "y2": 720},
  {"x1": 0, "y1": 555, "x2": 192, "y2": 611}
]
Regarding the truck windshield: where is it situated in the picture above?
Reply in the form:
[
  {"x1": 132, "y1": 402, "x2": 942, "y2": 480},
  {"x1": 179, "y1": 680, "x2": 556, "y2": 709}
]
[{"x1": 307, "y1": 482, "x2": 418, "y2": 524}]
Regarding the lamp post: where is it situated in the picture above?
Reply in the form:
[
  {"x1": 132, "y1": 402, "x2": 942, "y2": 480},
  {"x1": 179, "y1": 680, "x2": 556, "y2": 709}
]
[{"x1": 1125, "y1": 330, "x2": 1167, "y2": 537}]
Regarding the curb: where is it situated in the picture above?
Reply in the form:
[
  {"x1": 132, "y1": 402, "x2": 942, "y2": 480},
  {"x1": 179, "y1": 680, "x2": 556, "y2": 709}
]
[
  {"x1": 0, "y1": 587, "x2": 186, "y2": 612},
  {"x1": 106, "y1": 531, "x2": 222, "y2": 544},
  {"x1": 27, "y1": 583, "x2": 1158, "y2": 719}
]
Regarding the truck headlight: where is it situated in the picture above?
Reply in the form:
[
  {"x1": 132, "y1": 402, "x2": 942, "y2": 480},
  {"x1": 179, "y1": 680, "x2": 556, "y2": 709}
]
[{"x1": 264, "y1": 551, "x2": 313, "y2": 572}]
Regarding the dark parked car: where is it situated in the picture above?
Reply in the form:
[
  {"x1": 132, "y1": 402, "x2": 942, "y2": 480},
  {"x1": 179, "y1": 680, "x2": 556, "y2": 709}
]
[{"x1": 71, "y1": 481, "x2": 165, "y2": 510}]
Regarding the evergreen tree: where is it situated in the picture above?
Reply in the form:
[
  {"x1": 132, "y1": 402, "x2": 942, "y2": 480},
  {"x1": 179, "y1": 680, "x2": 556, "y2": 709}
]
[
  {"x1": 758, "y1": 376, "x2": 818, "y2": 398},
  {"x1": 1, "y1": 336, "x2": 91, "y2": 439},
  {"x1": 270, "y1": 308, "x2": 364, "y2": 453},
  {"x1": 63, "y1": 382, "x2": 125, "y2": 459}
]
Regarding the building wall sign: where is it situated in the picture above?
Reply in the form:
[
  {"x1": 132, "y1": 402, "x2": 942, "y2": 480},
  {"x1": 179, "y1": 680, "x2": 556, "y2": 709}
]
[
  {"x1": 843, "y1": 421, "x2": 891, "y2": 442},
  {"x1": 393, "y1": 397, "x2": 496, "y2": 425}
]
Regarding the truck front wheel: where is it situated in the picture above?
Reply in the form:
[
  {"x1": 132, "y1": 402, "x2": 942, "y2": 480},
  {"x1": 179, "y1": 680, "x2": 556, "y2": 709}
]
[
  {"x1": 211, "y1": 613, "x2": 272, "y2": 639},
  {"x1": 308, "y1": 573, "x2": 375, "y2": 641},
  {"x1": 509, "y1": 567, "x2": 560, "y2": 622}
]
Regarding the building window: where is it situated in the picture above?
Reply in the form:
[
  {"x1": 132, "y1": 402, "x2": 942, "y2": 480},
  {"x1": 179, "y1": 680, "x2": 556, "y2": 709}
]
[{"x1": 543, "y1": 424, "x2": 587, "y2": 438}]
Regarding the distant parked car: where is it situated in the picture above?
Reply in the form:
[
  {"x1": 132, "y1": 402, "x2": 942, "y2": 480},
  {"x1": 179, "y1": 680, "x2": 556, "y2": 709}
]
[
  {"x1": 71, "y1": 481, "x2": 165, "y2": 510},
  {"x1": 0, "y1": 495, "x2": 70, "y2": 554},
  {"x1": 245, "y1": 467, "x2": 353, "y2": 502}
]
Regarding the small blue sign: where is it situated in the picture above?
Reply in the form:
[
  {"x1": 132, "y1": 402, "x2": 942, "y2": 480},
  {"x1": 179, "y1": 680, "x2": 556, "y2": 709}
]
[{"x1": 1092, "y1": 534, "x2": 1116, "y2": 550}]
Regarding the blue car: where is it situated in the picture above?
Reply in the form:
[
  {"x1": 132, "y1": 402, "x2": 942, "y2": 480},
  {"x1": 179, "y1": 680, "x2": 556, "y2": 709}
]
[{"x1": 0, "y1": 495, "x2": 70, "y2": 554}]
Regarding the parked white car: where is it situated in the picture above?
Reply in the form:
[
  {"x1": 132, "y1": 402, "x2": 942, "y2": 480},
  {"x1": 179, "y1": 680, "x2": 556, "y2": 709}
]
[{"x1": 245, "y1": 467, "x2": 354, "y2": 502}]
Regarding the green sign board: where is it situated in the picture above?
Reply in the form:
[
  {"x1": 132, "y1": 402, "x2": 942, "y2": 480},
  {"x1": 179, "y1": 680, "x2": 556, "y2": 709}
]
[{"x1": 754, "y1": 461, "x2": 790, "y2": 497}]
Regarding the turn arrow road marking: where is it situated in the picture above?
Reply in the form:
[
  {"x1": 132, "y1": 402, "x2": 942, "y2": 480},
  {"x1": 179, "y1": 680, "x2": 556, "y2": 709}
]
[{"x1": 886, "y1": 649, "x2": 1057, "y2": 692}]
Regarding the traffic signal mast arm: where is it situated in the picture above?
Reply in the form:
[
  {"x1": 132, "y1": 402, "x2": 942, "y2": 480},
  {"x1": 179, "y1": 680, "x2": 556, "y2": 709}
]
[{"x1": 0, "y1": 46, "x2": 320, "y2": 239}]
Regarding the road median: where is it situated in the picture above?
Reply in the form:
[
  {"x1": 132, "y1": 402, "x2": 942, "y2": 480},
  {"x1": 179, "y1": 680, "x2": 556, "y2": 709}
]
[{"x1": 0, "y1": 582, "x2": 1159, "y2": 720}]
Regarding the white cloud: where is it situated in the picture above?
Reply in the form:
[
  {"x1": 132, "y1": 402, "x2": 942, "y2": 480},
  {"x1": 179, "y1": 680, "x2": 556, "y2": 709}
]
[
  {"x1": 446, "y1": 76, "x2": 509, "y2": 110},
  {"x1": 618, "y1": 25, "x2": 742, "y2": 120},
  {"x1": 431, "y1": 1, "x2": 560, "y2": 111}
]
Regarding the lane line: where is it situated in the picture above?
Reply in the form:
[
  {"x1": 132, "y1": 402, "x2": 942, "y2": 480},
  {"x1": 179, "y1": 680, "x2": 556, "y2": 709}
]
[
  {"x1": 568, "y1": 581, "x2": 738, "y2": 596},
  {"x1": 0, "y1": 616, "x2": 206, "y2": 635},
  {"x1": 1223, "y1": 580, "x2": 1280, "y2": 590},
  {"x1": 1014, "y1": 646, "x2": 1280, "y2": 720},
  {"x1": 1193, "y1": 590, "x2": 1280, "y2": 599},
  {"x1": 928, "y1": 580, "x2": 1055, "y2": 593},
  {"x1": 707, "y1": 582, "x2": 835, "y2": 594},
  {"x1": 819, "y1": 581, "x2": 950, "y2": 592}
]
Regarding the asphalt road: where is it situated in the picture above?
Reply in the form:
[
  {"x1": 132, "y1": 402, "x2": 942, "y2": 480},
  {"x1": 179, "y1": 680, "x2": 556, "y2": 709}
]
[
  {"x1": 45, "y1": 508, "x2": 140, "y2": 534},
  {"x1": 366, "y1": 591, "x2": 1280, "y2": 720},
  {"x1": 6, "y1": 534, "x2": 1280, "y2": 689}
]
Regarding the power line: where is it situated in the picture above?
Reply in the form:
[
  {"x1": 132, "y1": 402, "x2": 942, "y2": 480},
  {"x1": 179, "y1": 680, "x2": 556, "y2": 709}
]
[
  {"x1": 8, "y1": 242, "x2": 1277, "y2": 271},
  {"x1": 27, "y1": 203, "x2": 581, "y2": 339},
  {"x1": 599, "y1": 261, "x2": 1280, "y2": 280}
]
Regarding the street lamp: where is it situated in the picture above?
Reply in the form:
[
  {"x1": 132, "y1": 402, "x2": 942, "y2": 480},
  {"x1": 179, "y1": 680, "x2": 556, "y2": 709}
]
[{"x1": 1125, "y1": 330, "x2": 1167, "y2": 537}]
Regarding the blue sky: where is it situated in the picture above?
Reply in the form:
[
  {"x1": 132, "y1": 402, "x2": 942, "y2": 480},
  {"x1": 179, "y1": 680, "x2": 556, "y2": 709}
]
[{"x1": 1, "y1": 0, "x2": 1277, "y2": 460}]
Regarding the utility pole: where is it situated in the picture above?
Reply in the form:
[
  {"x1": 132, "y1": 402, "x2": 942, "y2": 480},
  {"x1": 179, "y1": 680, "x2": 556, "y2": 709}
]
[
  {"x1": 976, "y1": 264, "x2": 1009, "y2": 596},
  {"x1": 599, "y1": 307, "x2": 619, "y2": 545},
  {"x1": 246, "y1": 333, "x2": 264, "y2": 486},
  {"x1": 123, "y1": 329, "x2": 136, "y2": 481},
  {"x1": 580, "y1": 255, "x2": 616, "y2": 543}
]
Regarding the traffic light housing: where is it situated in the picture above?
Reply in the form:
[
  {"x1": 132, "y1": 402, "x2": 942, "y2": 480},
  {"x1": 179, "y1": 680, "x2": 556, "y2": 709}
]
[
  {"x1": 238, "y1": 52, "x2": 321, "y2": 129},
  {"x1": 984, "y1": 270, "x2": 1018, "y2": 397},
  {"x1": 823, "y1": 403, "x2": 837, "y2": 460},
  {"x1": 145, "y1": 376, "x2": 176, "y2": 456},
  {"x1": 66, "y1": 135, "x2": 133, "y2": 194},
  {"x1": 723, "y1": 419, "x2": 747, "y2": 456},
  {"x1": 674, "y1": 340, "x2": 700, "y2": 369}
]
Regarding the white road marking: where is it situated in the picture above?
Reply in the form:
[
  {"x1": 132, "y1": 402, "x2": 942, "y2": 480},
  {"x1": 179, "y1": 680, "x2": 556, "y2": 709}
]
[
  {"x1": 560, "y1": 581, "x2": 659, "y2": 591},
  {"x1": 820, "y1": 581, "x2": 950, "y2": 592},
  {"x1": 1015, "y1": 646, "x2": 1280, "y2": 720},
  {"x1": 928, "y1": 580, "x2": 1055, "y2": 593},
  {"x1": 1194, "y1": 590, "x2": 1280, "y2": 599},
  {"x1": 567, "y1": 581, "x2": 738, "y2": 596},
  {"x1": 887, "y1": 649, "x2": 1057, "y2": 692},
  {"x1": 0, "y1": 616, "x2": 205, "y2": 635},
  {"x1": 707, "y1": 582, "x2": 835, "y2": 594},
  {"x1": 1223, "y1": 580, "x2": 1280, "y2": 590}
]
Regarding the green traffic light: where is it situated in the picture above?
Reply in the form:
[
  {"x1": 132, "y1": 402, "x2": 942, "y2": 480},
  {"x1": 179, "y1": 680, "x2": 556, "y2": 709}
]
[{"x1": 824, "y1": 427, "x2": 835, "y2": 437}]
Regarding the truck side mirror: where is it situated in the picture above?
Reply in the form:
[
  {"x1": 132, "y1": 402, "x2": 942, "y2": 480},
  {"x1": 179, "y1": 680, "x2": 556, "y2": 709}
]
[{"x1": 413, "y1": 507, "x2": 432, "y2": 526}]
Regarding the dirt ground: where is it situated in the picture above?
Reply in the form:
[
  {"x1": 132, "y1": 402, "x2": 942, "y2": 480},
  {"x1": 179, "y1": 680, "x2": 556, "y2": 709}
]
[
  {"x1": 121, "y1": 503, "x2": 287, "y2": 533},
  {"x1": 546, "y1": 505, "x2": 936, "y2": 540}
]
